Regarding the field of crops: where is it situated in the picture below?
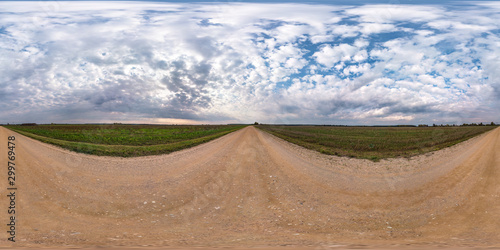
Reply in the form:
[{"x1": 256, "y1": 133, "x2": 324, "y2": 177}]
[
  {"x1": 257, "y1": 125, "x2": 497, "y2": 160},
  {"x1": 5, "y1": 124, "x2": 246, "y2": 157}
]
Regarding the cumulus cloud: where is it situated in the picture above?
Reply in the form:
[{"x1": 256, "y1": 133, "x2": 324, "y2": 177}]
[{"x1": 0, "y1": 1, "x2": 498, "y2": 125}]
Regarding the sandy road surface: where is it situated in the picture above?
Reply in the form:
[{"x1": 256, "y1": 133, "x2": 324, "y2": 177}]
[{"x1": 0, "y1": 126, "x2": 499, "y2": 249}]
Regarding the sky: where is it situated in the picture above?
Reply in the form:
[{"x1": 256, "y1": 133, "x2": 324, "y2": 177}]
[{"x1": 0, "y1": 1, "x2": 499, "y2": 125}]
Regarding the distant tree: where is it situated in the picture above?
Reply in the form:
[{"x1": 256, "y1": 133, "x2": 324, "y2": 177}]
[
  {"x1": 491, "y1": 122, "x2": 496, "y2": 126},
  {"x1": 254, "y1": 122, "x2": 259, "y2": 125}
]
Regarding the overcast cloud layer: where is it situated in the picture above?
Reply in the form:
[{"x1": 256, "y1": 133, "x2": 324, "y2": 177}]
[{"x1": 1, "y1": 1, "x2": 499, "y2": 124}]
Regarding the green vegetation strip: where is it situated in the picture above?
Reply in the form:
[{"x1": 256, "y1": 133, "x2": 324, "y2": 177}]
[
  {"x1": 257, "y1": 125, "x2": 497, "y2": 161},
  {"x1": 5, "y1": 124, "x2": 246, "y2": 157}
]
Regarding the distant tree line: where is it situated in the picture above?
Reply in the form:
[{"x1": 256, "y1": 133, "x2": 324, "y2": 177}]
[
  {"x1": 252, "y1": 123, "x2": 498, "y2": 127},
  {"x1": 431, "y1": 122, "x2": 497, "y2": 127}
]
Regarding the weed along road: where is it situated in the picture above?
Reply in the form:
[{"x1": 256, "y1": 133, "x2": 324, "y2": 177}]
[{"x1": 0, "y1": 126, "x2": 499, "y2": 248}]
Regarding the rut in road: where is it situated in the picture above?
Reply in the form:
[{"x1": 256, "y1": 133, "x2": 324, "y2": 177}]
[{"x1": 0, "y1": 126, "x2": 498, "y2": 247}]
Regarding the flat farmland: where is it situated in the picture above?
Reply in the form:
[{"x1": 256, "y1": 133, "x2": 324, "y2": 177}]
[
  {"x1": 257, "y1": 125, "x2": 497, "y2": 160},
  {"x1": 4, "y1": 124, "x2": 246, "y2": 157},
  {"x1": 1, "y1": 125, "x2": 499, "y2": 248}
]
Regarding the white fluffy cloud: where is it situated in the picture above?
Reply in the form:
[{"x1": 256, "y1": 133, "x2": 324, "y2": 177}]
[{"x1": 0, "y1": 1, "x2": 499, "y2": 125}]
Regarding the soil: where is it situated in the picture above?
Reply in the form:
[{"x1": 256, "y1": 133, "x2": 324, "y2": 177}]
[{"x1": 0, "y1": 126, "x2": 498, "y2": 249}]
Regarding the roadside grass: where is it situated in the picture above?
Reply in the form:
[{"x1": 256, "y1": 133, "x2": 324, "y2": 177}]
[
  {"x1": 257, "y1": 125, "x2": 497, "y2": 161},
  {"x1": 5, "y1": 124, "x2": 246, "y2": 157}
]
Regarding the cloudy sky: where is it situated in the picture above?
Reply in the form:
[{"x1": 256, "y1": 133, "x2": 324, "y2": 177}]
[{"x1": 1, "y1": 1, "x2": 499, "y2": 125}]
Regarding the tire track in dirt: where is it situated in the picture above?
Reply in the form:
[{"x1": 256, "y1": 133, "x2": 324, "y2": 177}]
[{"x1": 0, "y1": 126, "x2": 498, "y2": 248}]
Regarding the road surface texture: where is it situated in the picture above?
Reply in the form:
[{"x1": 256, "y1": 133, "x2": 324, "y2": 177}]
[{"x1": 0, "y1": 126, "x2": 499, "y2": 249}]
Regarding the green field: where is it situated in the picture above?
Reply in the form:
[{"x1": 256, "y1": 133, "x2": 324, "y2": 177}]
[
  {"x1": 5, "y1": 124, "x2": 246, "y2": 157},
  {"x1": 257, "y1": 125, "x2": 497, "y2": 160}
]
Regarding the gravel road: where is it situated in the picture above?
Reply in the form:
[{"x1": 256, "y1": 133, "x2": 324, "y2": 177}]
[{"x1": 0, "y1": 126, "x2": 498, "y2": 249}]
